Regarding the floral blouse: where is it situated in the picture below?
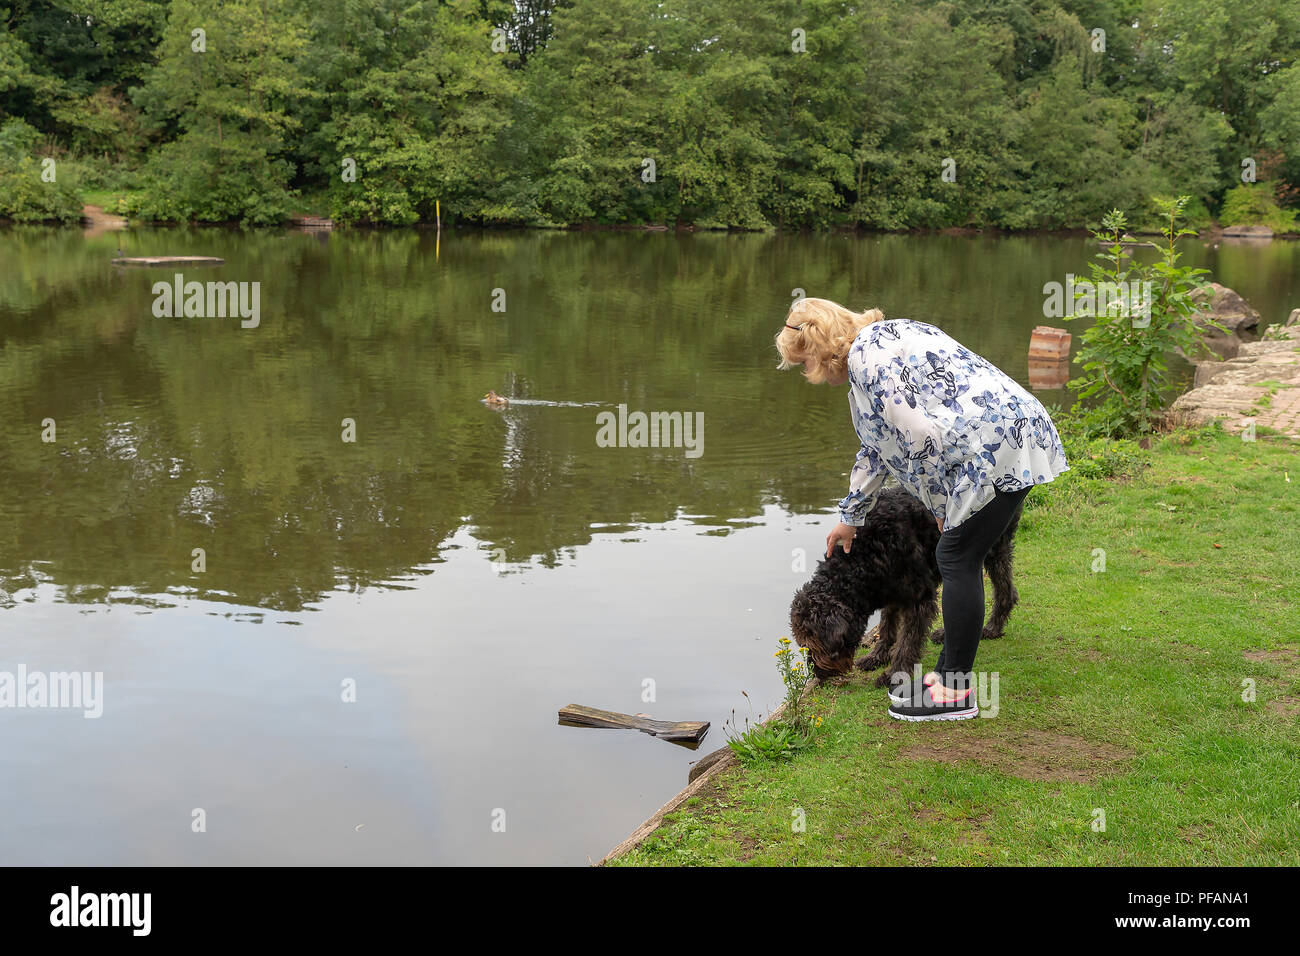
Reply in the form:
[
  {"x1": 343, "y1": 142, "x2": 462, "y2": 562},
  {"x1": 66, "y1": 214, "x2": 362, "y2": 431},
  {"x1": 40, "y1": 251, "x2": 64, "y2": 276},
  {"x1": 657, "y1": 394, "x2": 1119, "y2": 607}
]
[{"x1": 839, "y1": 319, "x2": 1069, "y2": 530}]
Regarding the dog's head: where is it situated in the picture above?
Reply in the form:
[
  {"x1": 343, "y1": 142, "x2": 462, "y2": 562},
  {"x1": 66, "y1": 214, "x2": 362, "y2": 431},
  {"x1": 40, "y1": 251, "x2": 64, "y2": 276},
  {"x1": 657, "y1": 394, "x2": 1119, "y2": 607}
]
[{"x1": 789, "y1": 584, "x2": 864, "y2": 679}]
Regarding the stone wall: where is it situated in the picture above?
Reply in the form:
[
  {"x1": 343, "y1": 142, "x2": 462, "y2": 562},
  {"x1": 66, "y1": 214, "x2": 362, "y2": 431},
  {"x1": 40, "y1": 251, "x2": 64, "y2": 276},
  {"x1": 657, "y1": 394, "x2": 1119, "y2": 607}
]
[{"x1": 1171, "y1": 308, "x2": 1300, "y2": 439}]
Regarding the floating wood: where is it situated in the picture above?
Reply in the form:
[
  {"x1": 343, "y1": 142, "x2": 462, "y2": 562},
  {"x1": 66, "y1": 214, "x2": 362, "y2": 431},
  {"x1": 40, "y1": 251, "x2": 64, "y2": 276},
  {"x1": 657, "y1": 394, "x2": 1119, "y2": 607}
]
[
  {"x1": 1028, "y1": 325, "x2": 1071, "y2": 362},
  {"x1": 112, "y1": 256, "x2": 225, "y2": 266},
  {"x1": 558, "y1": 704, "x2": 709, "y2": 743}
]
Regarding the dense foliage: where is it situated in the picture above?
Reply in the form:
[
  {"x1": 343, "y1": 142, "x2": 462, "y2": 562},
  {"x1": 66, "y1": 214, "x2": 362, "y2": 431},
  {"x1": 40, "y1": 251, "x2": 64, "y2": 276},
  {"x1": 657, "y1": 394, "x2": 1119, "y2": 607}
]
[
  {"x1": 2, "y1": 0, "x2": 1299, "y2": 227},
  {"x1": 1065, "y1": 197, "x2": 1215, "y2": 436}
]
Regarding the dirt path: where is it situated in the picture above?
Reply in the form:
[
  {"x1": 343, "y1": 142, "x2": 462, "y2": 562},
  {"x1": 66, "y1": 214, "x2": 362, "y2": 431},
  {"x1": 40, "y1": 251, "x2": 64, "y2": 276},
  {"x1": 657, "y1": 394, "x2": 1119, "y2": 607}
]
[{"x1": 82, "y1": 204, "x2": 127, "y2": 237}]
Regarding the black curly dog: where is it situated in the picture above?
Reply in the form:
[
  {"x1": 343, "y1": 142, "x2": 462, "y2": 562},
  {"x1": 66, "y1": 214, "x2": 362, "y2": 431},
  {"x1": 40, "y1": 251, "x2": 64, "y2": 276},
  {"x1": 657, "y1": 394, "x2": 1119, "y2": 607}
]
[{"x1": 790, "y1": 486, "x2": 1021, "y2": 687}]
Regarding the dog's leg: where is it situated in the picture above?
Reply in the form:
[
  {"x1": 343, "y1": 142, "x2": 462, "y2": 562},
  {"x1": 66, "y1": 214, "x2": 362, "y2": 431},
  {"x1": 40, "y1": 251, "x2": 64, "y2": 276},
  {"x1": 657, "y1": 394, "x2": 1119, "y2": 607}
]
[
  {"x1": 982, "y1": 536, "x2": 1019, "y2": 639},
  {"x1": 929, "y1": 584, "x2": 946, "y2": 645},
  {"x1": 877, "y1": 597, "x2": 938, "y2": 688},
  {"x1": 857, "y1": 608, "x2": 896, "y2": 671}
]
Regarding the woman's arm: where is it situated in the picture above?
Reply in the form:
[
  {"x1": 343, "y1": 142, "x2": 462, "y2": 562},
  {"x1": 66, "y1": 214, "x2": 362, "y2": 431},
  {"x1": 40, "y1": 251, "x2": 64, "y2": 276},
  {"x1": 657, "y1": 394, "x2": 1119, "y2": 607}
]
[
  {"x1": 827, "y1": 444, "x2": 884, "y2": 556},
  {"x1": 839, "y1": 386, "x2": 887, "y2": 528},
  {"x1": 838, "y1": 443, "x2": 887, "y2": 528}
]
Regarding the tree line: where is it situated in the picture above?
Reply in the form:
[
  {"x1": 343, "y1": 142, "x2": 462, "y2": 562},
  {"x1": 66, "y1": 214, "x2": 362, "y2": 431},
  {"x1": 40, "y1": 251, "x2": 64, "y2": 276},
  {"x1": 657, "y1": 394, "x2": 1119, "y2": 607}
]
[{"x1": 1, "y1": 0, "x2": 1298, "y2": 230}]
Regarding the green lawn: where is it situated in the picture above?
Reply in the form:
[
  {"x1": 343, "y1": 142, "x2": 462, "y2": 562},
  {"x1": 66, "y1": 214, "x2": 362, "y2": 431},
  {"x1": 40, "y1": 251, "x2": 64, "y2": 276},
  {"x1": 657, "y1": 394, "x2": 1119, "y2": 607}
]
[{"x1": 613, "y1": 426, "x2": 1300, "y2": 866}]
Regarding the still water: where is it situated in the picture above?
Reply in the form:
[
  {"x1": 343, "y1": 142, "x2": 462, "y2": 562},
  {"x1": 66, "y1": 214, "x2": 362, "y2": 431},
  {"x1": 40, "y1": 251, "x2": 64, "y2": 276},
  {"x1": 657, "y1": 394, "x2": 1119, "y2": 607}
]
[{"x1": 2, "y1": 227, "x2": 1297, "y2": 864}]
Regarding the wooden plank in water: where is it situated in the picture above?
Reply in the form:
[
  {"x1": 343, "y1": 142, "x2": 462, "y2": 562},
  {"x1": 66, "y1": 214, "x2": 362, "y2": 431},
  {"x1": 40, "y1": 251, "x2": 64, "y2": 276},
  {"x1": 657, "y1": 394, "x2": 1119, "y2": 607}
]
[
  {"x1": 112, "y1": 256, "x2": 225, "y2": 266},
  {"x1": 598, "y1": 623, "x2": 883, "y2": 865},
  {"x1": 558, "y1": 704, "x2": 709, "y2": 743}
]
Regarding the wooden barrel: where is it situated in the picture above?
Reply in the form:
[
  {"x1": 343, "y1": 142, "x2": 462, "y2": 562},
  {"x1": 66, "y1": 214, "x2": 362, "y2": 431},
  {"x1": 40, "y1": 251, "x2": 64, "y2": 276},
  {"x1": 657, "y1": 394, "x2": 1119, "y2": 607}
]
[{"x1": 1029, "y1": 326, "x2": 1071, "y2": 361}]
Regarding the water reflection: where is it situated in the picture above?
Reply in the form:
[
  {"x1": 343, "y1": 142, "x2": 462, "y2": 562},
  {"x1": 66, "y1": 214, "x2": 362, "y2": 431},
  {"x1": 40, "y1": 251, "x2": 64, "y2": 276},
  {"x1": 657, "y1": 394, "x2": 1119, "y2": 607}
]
[{"x1": 4, "y1": 228, "x2": 1298, "y2": 609}]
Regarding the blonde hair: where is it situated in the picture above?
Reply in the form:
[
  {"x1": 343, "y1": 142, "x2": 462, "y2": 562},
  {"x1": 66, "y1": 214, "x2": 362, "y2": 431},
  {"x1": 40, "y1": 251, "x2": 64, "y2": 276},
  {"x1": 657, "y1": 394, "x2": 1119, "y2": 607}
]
[{"x1": 774, "y1": 298, "x2": 884, "y2": 384}]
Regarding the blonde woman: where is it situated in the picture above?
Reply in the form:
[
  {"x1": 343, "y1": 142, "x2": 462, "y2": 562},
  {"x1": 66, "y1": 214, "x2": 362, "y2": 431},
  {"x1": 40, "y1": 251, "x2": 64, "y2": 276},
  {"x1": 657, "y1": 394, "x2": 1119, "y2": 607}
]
[{"x1": 776, "y1": 298, "x2": 1068, "y2": 721}]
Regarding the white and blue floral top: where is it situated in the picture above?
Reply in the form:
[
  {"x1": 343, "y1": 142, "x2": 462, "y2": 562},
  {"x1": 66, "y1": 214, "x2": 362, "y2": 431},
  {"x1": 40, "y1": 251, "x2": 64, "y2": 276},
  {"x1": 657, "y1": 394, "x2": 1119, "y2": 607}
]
[{"x1": 839, "y1": 319, "x2": 1069, "y2": 530}]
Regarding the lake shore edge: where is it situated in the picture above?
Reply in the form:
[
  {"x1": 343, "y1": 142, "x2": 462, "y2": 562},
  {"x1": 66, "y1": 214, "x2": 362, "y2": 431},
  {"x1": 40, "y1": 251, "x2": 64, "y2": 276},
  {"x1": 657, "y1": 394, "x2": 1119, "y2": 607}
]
[
  {"x1": 5, "y1": 211, "x2": 1300, "y2": 242},
  {"x1": 603, "y1": 422, "x2": 1300, "y2": 866},
  {"x1": 598, "y1": 636, "x2": 865, "y2": 865}
]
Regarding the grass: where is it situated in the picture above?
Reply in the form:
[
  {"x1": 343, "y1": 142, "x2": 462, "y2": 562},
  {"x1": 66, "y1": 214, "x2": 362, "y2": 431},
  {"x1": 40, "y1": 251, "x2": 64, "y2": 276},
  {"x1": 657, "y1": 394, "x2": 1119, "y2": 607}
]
[
  {"x1": 1252, "y1": 380, "x2": 1293, "y2": 408},
  {"x1": 81, "y1": 188, "x2": 142, "y2": 216},
  {"x1": 611, "y1": 425, "x2": 1300, "y2": 866}
]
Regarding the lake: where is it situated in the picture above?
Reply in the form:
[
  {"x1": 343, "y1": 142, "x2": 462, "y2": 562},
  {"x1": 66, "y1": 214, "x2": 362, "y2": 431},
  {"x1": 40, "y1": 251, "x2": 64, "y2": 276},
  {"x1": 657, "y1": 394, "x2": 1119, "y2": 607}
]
[{"x1": 1, "y1": 226, "x2": 1297, "y2": 864}]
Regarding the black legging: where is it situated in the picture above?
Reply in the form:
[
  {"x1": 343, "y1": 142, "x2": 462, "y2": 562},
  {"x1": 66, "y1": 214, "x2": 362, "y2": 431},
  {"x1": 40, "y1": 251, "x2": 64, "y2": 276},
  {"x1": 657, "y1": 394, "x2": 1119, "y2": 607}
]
[{"x1": 933, "y1": 486, "x2": 1031, "y2": 683}]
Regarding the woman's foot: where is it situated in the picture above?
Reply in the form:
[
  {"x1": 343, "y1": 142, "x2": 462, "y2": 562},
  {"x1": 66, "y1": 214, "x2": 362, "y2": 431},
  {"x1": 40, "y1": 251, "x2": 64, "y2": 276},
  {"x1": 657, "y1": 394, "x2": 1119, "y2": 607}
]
[
  {"x1": 887, "y1": 679, "x2": 978, "y2": 721},
  {"x1": 886, "y1": 671, "x2": 939, "y2": 705}
]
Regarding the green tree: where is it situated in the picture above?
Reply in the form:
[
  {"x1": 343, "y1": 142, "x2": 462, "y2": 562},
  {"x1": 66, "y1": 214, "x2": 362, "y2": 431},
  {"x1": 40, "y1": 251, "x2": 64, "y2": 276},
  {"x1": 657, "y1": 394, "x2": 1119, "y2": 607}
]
[
  {"x1": 1259, "y1": 63, "x2": 1300, "y2": 195},
  {"x1": 853, "y1": 3, "x2": 1022, "y2": 229},
  {"x1": 132, "y1": 0, "x2": 310, "y2": 224},
  {"x1": 1145, "y1": 0, "x2": 1300, "y2": 149},
  {"x1": 312, "y1": 0, "x2": 520, "y2": 225},
  {"x1": 1005, "y1": 53, "x2": 1144, "y2": 227},
  {"x1": 520, "y1": 0, "x2": 671, "y2": 224},
  {"x1": 2, "y1": 1, "x2": 163, "y2": 156}
]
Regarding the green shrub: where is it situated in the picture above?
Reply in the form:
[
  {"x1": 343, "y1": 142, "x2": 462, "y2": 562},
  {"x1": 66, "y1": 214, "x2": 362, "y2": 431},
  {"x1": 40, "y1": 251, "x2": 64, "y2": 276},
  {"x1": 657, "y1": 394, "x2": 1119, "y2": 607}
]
[
  {"x1": 1050, "y1": 403, "x2": 1148, "y2": 478},
  {"x1": 1219, "y1": 183, "x2": 1298, "y2": 233},
  {"x1": 0, "y1": 118, "x2": 41, "y2": 156},
  {"x1": 0, "y1": 121, "x2": 83, "y2": 222},
  {"x1": 725, "y1": 719, "x2": 815, "y2": 763},
  {"x1": 1133, "y1": 195, "x2": 1213, "y2": 233},
  {"x1": 132, "y1": 136, "x2": 296, "y2": 225},
  {"x1": 724, "y1": 636, "x2": 822, "y2": 764},
  {"x1": 1065, "y1": 198, "x2": 1217, "y2": 438}
]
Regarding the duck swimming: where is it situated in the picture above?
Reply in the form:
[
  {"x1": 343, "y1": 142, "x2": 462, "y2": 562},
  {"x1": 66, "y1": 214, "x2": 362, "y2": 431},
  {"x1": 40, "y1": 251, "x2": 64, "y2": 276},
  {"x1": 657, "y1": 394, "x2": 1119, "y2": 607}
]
[{"x1": 483, "y1": 390, "x2": 510, "y2": 406}]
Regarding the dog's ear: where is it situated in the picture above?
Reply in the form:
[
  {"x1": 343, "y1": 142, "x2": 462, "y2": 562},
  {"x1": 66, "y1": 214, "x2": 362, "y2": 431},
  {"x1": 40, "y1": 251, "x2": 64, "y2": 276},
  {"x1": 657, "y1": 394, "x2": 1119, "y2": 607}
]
[
  {"x1": 788, "y1": 586, "x2": 819, "y2": 645},
  {"x1": 811, "y1": 598, "x2": 856, "y2": 658},
  {"x1": 790, "y1": 587, "x2": 859, "y2": 675}
]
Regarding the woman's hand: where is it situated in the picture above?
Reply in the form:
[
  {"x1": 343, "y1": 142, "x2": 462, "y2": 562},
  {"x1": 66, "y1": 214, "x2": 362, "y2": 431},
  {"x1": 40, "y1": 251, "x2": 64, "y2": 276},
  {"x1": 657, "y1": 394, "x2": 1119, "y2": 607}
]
[
  {"x1": 937, "y1": 517, "x2": 945, "y2": 533},
  {"x1": 826, "y1": 522, "x2": 857, "y2": 557}
]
